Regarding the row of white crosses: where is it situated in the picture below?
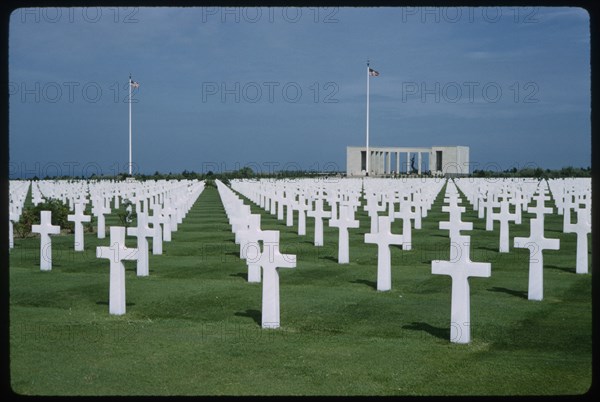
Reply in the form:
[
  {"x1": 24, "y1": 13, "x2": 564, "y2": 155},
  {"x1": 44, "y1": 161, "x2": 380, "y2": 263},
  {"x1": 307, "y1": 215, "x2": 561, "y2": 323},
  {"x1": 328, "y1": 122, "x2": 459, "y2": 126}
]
[
  {"x1": 9, "y1": 180, "x2": 31, "y2": 249},
  {"x1": 29, "y1": 178, "x2": 201, "y2": 250},
  {"x1": 236, "y1": 177, "x2": 493, "y2": 344},
  {"x1": 456, "y1": 177, "x2": 590, "y2": 276},
  {"x1": 455, "y1": 177, "x2": 591, "y2": 303},
  {"x1": 23, "y1": 179, "x2": 204, "y2": 312},
  {"x1": 548, "y1": 178, "x2": 591, "y2": 274},
  {"x1": 335, "y1": 178, "x2": 443, "y2": 283},
  {"x1": 227, "y1": 177, "x2": 588, "y2": 344},
  {"x1": 231, "y1": 178, "x2": 366, "y2": 264},
  {"x1": 216, "y1": 179, "x2": 296, "y2": 329},
  {"x1": 95, "y1": 180, "x2": 205, "y2": 315},
  {"x1": 362, "y1": 179, "x2": 443, "y2": 291},
  {"x1": 512, "y1": 181, "x2": 561, "y2": 300},
  {"x1": 233, "y1": 178, "x2": 447, "y2": 270}
]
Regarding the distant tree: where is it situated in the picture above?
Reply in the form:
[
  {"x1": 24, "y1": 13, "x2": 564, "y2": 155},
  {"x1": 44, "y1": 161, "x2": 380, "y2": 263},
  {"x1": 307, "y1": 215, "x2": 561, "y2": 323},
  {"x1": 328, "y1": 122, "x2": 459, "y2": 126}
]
[{"x1": 238, "y1": 167, "x2": 254, "y2": 178}]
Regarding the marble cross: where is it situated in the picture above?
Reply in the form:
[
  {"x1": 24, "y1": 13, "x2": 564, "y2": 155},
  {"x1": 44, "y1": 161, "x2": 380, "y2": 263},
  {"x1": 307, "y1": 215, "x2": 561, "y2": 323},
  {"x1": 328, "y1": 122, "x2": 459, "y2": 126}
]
[
  {"x1": 296, "y1": 194, "x2": 310, "y2": 236},
  {"x1": 329, "y1": 204, "x2": 360, "y2": 264},
  {"x1": 514, "y1": 216, "x2": 560, "y2": 301},
  {"x1": 364, "y1": 216, "x2": 404, "y2": 291},
  {"x1": 127, "y1": 211, "x2": 158, "y2": 277},
  {"x1": 484, "y1": 193, "x2": 500, "y2": 232},
  {"x1": 31, "y1": 210, "x2": 61, "y2": 271},
  {"x1": 276, "y1": 190, "x2": 285, "y2": 221},
  {"x1": 564, "y1": 208, "x2": 591, "y2": 274},
  {"x1": 439, "y1": 200, "x2": 473, "y2": 261},
  {"x1": 96, "y1": 226, "x2": 138, "y2": 315},
  {"x1": 147, "y1": 204, "x2": 164, "y2": 255},
  {"x1": 394, "y1": 198, "x2": 415, "y2": 251},
  {"x1": 9, "y1": 207, "x2": 19, "y2": 249},
  {"x1": 285, "y1": 191, "x2": 295, "y2": 227},
  {"x1": 238, "y1": 214, "x2": 263, "y2": 283},
  {"x1": 491, "y1": 198, "x2": 517, "y2": 253},
  {"x1": 307, "y1": 198, "x2": 331, "y2": 247},
  {"x1": 246, "y1": 230, "x2": 296, "y2": 329},
  {"x1": 68, "y1": 202, "x2": 91, "y2": 251},
  {"x1": 92, "y1": 198, "x2": 111, "y2": 239},
  {"x1": 432, "y1": 235, "x2": 491, "y2": 344},
  {"x1": 364, "y1": 192, "x2": 386, "y2": 233}
]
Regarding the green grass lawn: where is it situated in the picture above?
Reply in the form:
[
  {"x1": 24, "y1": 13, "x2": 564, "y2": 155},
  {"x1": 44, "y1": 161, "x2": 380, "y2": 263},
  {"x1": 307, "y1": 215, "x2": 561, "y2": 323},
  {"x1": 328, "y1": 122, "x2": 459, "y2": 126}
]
[{"x1": 9, "y1": 183, "x2": 592, "y2": 395}]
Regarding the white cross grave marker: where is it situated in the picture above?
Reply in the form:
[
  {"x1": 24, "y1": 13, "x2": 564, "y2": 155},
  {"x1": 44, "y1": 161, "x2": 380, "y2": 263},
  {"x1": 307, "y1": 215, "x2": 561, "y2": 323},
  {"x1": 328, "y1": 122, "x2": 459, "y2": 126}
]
[
  {"x1": 127, "y1": 211, "x2": 158, "y2": 277},
  {"x1": 296, "y1": 194, "x2": 310, "y2": 236},
  {"x1": 439, "y1": 200, "x2": 473, "y2": 261},
  {"x1": 364, "y1": 216, "x2": 404, "y2": 291},
  {"x1": 31, "y1": 211, "x2": 61, "y2": 271},
  {"x1": 245, "y1": 230, "x2": 296, "y2": 329},
  {"x1": 276, "y1": 190, "x2": 285, "y2": 221},
  {"x1": 564, "y1": 208, "x2": 591, "y2": 274},
  {"x1": 307, "y1": 198, "x2": 331, "y2": 247},
  {"x1": 364, "y1": 192, "x2": 386, "y2": 233},
  {"x1": 285, "y1": 191, "x2": 295, "y2": 227},
  {"x1": 485, "y1": 193, "x2": 499, "y2": 231},
  {"x1": 9, "y1": 208, "x2": 19, "y2": 249},
  {"x1": 238, "y1": 214, "x2": 263, "y2": 283},
  {"x1": 329, "y1": 204, "x2": 360, "y2": 264},
  {"x1": 514, "y1": 216, "x2": 560, "y2": 301},
  {"x1": 432, "y1": 235, "x2": 491, "y2": 344},
  {"x1": 96, "y1": 226, "x2": 138, "y2": 315},
  {"x1": 491, "y1": 198, "x2": 517, "y2": 253},
  {"x1": 394, "y1": 197, "x2": 415, "y2": 251},
  {"x1": 92, "y1": 198, "x2": 111, "y2": 239},
  {"x1": 147, "y1": 204, "x2": 164, "y2": 255},
  {"x1": 68, "y1": 203, "x2": 91, "y2": 251}
]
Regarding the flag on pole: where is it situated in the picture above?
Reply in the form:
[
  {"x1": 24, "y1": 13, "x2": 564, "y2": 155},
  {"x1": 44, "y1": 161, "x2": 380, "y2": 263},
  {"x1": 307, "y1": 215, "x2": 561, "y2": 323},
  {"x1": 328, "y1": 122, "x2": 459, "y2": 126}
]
[
  {"x1": 368, "y1": 68, "x2": 379, "y2": 77},
  {"x1": 131, "y1": 81, "x2": 140, "y2": 88}
]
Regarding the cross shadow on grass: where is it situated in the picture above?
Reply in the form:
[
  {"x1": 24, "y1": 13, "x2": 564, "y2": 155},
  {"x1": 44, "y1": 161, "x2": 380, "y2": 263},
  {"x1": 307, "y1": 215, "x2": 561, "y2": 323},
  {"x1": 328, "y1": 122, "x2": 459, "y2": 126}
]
[
  {"x1": 350, "y1": 279, "x2": 377, "y2": 290},
  {"x1": 234, "y1": 309, "x2": 261, "y2": 326},
  {"x1": 476, "y1": 246, "x2": 500, "y2": 253},
  {"x1": 487, "y1": 286, "x2": 527, "y2": 299},
  {"x1": 321, "y1": 256, "x2": 339, "y2": 263},
  {"x1": 402, "y1": 322, "x2": 449, "y2": 340},
  {"x1": 96, "y1": 301, "x2": 135, "y2": 306},
  {"x1": 230, "y1": 272, "x2": 247, "y2": 281},
  {"x1": 546, "y1": 265, "x2": 575, "y2": 274}
]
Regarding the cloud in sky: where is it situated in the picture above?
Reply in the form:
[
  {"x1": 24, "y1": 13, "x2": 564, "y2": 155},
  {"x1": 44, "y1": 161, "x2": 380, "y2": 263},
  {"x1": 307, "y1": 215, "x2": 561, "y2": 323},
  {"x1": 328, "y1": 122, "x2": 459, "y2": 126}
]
[{"x1": 9, "y1": 6, "x2": 590, "y2": 177}]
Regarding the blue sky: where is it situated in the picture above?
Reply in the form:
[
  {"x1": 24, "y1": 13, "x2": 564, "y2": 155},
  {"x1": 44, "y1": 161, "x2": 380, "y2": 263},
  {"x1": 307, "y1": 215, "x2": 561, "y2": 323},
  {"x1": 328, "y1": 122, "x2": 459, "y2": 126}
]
[{"x1": 9, "y1": 6, "x2": 590, "y2": 177}]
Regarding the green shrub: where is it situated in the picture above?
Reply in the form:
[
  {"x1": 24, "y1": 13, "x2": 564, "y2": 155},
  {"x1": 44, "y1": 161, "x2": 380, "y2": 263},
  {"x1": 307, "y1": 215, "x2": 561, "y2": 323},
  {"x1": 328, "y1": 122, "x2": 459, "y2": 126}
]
[
  {"x1": 116, "y1": 199, "x2": 136, "y2": 228},
  {"x1": 14, "y1": 199, "x2": 74, "y2": 238}
]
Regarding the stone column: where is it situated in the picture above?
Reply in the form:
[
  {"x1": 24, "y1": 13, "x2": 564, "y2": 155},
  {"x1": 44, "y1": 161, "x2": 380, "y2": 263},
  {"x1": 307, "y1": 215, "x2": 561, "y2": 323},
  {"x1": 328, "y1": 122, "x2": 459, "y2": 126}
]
[
  {"x1": 396, "y1": 152, "x2": 400, "y2": 175},
  {"x1": 387, "y1": 151, "x2": 391, "y2": 175},
  {"x1": 418, "y1": 152, "x2": 422, "y2": 174}
]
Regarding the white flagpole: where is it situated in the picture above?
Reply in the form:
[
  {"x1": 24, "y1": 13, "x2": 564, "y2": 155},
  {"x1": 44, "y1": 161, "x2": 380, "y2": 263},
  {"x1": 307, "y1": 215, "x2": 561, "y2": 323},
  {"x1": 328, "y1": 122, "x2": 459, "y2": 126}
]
[
  {"x1": 129, "y1": 74, "x2": 132, "y2": 176},
  {"x1": 365, "y1": 60, "x2": 370, "y2": 177}
]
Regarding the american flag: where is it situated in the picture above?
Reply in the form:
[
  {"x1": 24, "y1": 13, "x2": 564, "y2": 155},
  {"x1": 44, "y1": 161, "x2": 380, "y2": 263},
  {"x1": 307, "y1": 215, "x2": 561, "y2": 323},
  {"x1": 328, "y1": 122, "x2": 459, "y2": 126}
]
[
  {"x1": 131, "y1": 80, "x2": 140, "y2": 88},
  {"x1": 368, "y1": 68, "x2": 379, "y2": 77}
]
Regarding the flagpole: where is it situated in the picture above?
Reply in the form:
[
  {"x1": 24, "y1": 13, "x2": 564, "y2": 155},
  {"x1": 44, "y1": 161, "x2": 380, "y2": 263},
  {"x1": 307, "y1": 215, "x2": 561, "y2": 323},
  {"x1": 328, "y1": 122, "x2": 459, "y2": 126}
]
[
  {"x1": 366, "y1": 60, "x2": 370, "y2": 177},
  {"x1": 129, "y1": 74, "x2": 132, "y2": 176}
]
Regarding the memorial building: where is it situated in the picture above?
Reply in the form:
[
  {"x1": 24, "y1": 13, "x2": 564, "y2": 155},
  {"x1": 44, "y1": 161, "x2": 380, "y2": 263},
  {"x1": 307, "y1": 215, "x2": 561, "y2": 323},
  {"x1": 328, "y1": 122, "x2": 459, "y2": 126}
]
[{"x1": 346, "y1": 146, "x2": 470, "y2": 177}]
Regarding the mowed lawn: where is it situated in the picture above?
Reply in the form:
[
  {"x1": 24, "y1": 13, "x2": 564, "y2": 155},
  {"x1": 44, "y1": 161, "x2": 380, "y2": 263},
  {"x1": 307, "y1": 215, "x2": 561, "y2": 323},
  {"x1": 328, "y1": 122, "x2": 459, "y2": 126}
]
[{"x1": 9, "y1": 182, "x2": 592, "y2": 395}]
